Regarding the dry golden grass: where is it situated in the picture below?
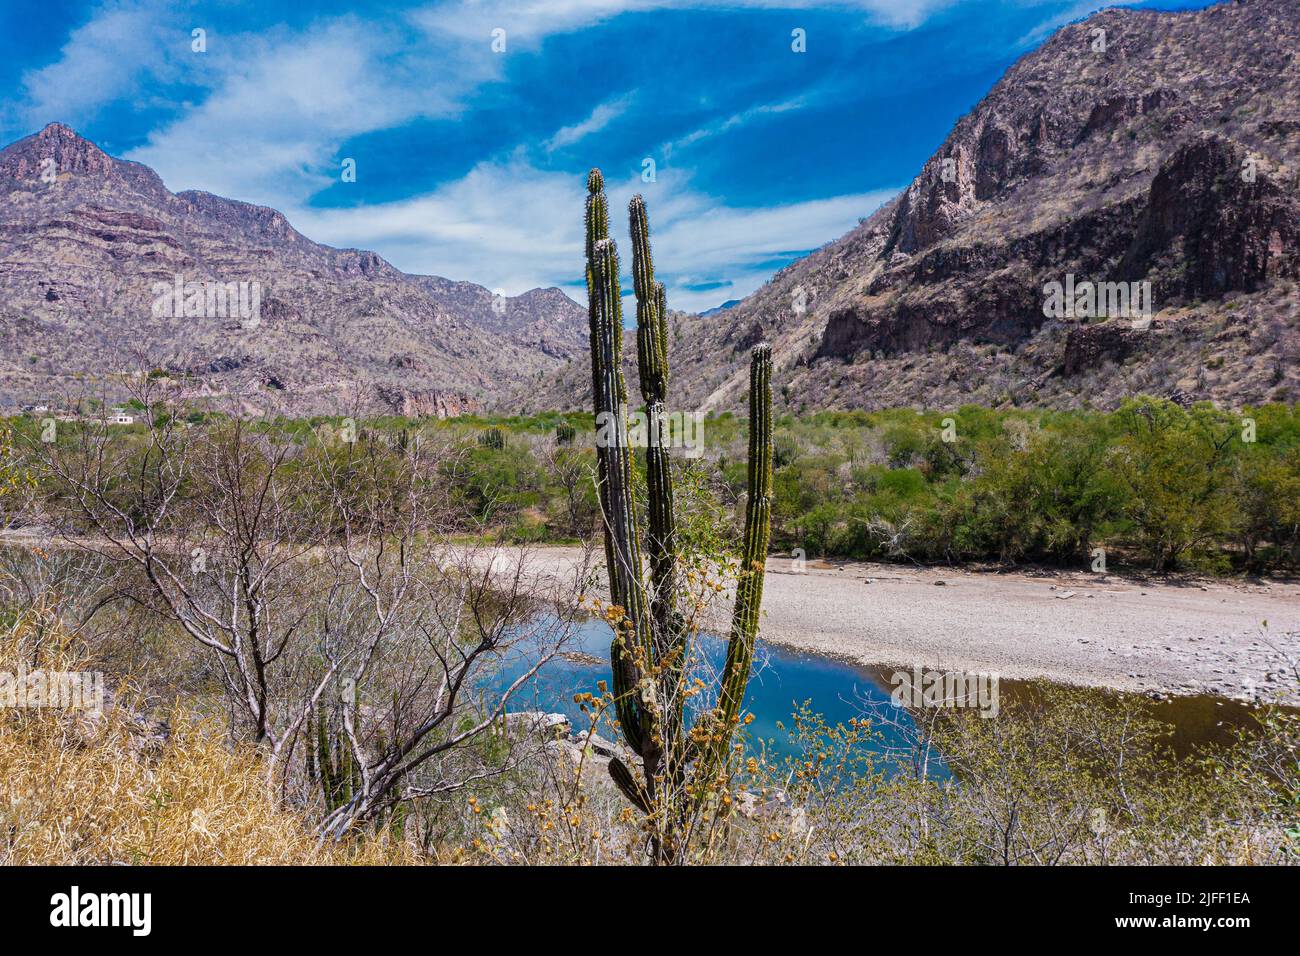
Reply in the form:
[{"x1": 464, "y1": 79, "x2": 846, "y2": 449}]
[{"x1": 0, "y1": 613, "x2": 415, "y2": 865}]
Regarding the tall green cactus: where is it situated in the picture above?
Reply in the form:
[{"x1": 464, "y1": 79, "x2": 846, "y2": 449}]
[
  {"x1": 308, "y1": 707, "x2": 360, "y2": 812},
  {"x1": 586, "y1": 178, "x2": 651, "y2": 761},
  {"x1": 584, "y1": 170, "x2": 773, "y2": 854},
  {"x1": 708, "y1": 343, "x2": 772, "y2": 773},
  {"x1": 308, "y1": 704, "x2": 409, "y2": 838}
]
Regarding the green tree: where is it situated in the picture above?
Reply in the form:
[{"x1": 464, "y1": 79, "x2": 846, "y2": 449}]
[{"x1": 1112, "y1": 399, "x2": 1240, "y2": 571}]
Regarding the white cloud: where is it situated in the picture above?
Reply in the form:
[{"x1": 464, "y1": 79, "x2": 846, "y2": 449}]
[
  {"x1": 413, "y1": 0, "x2": 965, "y2": 42},
  {"x1": 123, "y1": 17, "x2": 484, "y2": 207},
  {"x1": 1014, "y1": 0, "x2": 1107, "y2": 46},
  {"x1": 544, "y1": 94, "x2": 635, "y2": 151},
  {"x1": 15, "y1": 0, "x2": 182, "y2": 130},
  {"x1": 411, "y1": 0, "x2": 644, "y2": 46},
  {"x1": 665, "y1": 97, "x2": 805, "y2": 156},
  {"x1": 291, "y1": 159, "x2": 588, "y2": 295},
  {"x1": 292, "y1": 160, "x2": 896, "y2": 312}
]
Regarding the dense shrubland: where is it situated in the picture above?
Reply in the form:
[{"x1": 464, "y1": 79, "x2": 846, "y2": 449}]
[
  {"x1": 0, "y1": 400, "x2": 1296, "y2": 865},
  {"x1": 399, "y1": 397, "x2": 1298, "y2": 574},
  {"x1": 41, "y1": 396, "x2": 1287, "y2": 576},
  {"x1": 706, "y1": 398, "x2": 1297, "y2": 574},
  {"x1": 11, "y1": 397, "x2": 1298, "y2": 576}
]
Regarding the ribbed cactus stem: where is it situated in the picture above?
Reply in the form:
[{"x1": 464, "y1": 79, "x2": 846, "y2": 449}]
[
  {"x1": 585, "y1": 171, "x2": 617, "y2": 611},
  {"x1": 715, "y1": 344, "x2": 773, "y2": 738},
  {"x1": 587, "y1": 191, "x2": 650, "y2": 757},
  {"x1": 628, "y1": 199, "x2": 676, "y2": 630},
  {"x1": 629, "y1": 195, "x2": 684, "y2": 765},
  {"x1": 585, "y1": 169, "x2": 608, "y2": 269},
  {"x1": 306, "y1": 708, "x2": 319, "y2": 784},
  {"x1": 654, "y1": 281, "x2": 669, "y2": 387},
  {"x1": 584, "y1": 173, "x2": 774, "y2": 844},
  {"x1": 629, "y1": 196, "x2": 667, "y2": 404}
]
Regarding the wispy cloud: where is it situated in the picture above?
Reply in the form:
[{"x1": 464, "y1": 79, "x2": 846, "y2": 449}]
[
  {"x1": 124, "y1": 17, "x2": 483, "y2": 206},
  {"x1": 1014, "y1": 0, "x2": 1109, "y2": 46},
  {"x1": 665, "y1": 97, "x2": 805, "y2": 156},
  {"x1": 14, "y1": 0, "x2": 183, "y2": 130},
  {"x1": 413, "y1": 0, "x2": 966, "y2": 42},
  {"x1": 544, "y1": 93, "x2": 635, "y2": 152},
  {"x1": 293, "y1": 159, "x2": 896, "y2": 312}
]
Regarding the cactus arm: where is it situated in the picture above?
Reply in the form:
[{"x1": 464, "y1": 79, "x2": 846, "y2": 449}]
[
  {"x1": 315, "y1": 709, "x2": 338, "y2": 807},
  {"x1": 584, "y1": 168, "x2": 609, "y2": 295},
  {"x1": 629, "y1": 196, "x2": 668, "y2": 406},
  {"x1": 609, "y1": 756, "x2": 652, "y2": 815},
  {"x1": 629, "y1": 197, "x2": 678, "y2": 637},
  {"x1": 629, "y1": 196, "x2": 685, "y2": 759},
  {"x1": 584, "y1": 172, "x2": 618, "y2": 607},
  {"x1": 712, "y1": 344, "x2": 773, "y2": 758},
  {"x1": 586, "y1": 171, "x2": 651, "y2": 758},
  {"x1": 589, "y1": 236, "x2": 644, "y2": 630}
]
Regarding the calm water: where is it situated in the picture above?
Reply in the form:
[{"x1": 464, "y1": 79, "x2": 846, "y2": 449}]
[
  {"x1": 490, "y1": 614, "x2": 1285, "y2": 771},
  {"x1": 490, "y1": 614, "x2": 930, "y2": 768}
]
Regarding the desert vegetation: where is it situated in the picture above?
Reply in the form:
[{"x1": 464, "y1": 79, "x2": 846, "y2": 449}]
[
  {"x1": 2, "y1": 590, "x2": 1295, "y2": 866},
  {"x1": 0, "y1": 181, "x2": 1295, "y2": 865},
  {"x1": 0, "y1": 406, "x2": 1296, "y2": 864},
  {"x1": 42, "y1": 396, "x2": 1290, "y2": 576}
]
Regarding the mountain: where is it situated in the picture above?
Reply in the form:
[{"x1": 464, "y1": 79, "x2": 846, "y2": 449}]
[
  {"x1": 0, "y1": 123, "x2": 587, "y2": 416},
  {"x1": 699, "y1": 299, "x2": 741, "y2": 317},
  {"x1": 513, "y1": 0, "x2": 1300, "y2": 416}
]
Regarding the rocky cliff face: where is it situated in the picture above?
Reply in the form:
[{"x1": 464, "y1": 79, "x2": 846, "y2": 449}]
[
  {"x1": 0, "y1": 124, "x2": 587, "y2": 416},
  {"x1": 1118, "y1": 134, "x2": 1300, "y2": 299},
  {"x1": 512, "y1": 0, "x2": 1300, "y2": 416}
]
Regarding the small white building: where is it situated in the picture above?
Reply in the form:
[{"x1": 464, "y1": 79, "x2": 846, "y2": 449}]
[{"x1": 108, "y1": 407, "x2": 135, "y2": 425}]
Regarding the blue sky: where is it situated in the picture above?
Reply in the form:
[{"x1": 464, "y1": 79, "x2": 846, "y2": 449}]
[{"x1": 0, "y1": 0, "x2": 1212, "y2": 312}]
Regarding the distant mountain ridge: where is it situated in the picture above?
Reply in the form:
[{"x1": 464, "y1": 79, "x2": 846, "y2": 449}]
[
  {"x1": 0, "y1": 123, "x2": 587, "y2": 416},
  {"x1": 512, "y1": 0, "x2": 1300, "y2": 416},
  {"x1": 699, "y1": 299, "x2": 741, "y2": 317}
]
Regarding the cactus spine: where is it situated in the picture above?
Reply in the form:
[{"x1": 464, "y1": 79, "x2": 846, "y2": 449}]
[{"x1": 584, "y1": 170, "x2": 773, "y2": 852}]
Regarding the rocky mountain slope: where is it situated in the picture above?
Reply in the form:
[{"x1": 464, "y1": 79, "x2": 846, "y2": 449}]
[
  {"x1": 513, "y1": 0, "x2": 1300, "y2": 416},
  {"x1": 0, "y1": 124, "x2": 587, "y2": 416}
]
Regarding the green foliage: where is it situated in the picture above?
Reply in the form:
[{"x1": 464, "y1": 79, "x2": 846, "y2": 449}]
[
  {"x1": 741, "y1": 398, "x2": 1298, "y2": 574},
  {"x1": 9, "y1": 396, "x2": 1299, "y2": 575},
  {"x1": 445, "y1": 442, "x2": 544, "y2": 527},
  {"x1": 1110, "y1": 399, "x2": 1240, "y2": 571}
]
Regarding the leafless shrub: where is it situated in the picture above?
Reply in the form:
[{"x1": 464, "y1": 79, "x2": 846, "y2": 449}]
[{"x1": 28, "y1": 374, "x2": 588, "y2": 839}]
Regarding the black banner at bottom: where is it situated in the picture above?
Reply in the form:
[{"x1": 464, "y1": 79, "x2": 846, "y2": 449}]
[{"x1": 0, "y1": 864, "x2": 1284, "y2": 942}]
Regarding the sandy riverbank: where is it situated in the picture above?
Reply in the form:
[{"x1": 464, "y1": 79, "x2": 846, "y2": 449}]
[
  {"x1": 5, "y1": 529, "x2": 1295, "y2": 703},
  {"x1": 507, "y1": 546, "x2": 1300, "y2": 704}
]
